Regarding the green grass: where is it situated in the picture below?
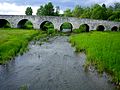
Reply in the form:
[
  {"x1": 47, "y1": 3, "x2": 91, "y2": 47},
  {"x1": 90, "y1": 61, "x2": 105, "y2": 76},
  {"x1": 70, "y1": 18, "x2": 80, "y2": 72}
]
[
  {"x1": 0, "y1": 28, "x2": 46, "y2": 64},
  {"x1": 69, "y1": 31, "x2": 120, "y2": 83}
]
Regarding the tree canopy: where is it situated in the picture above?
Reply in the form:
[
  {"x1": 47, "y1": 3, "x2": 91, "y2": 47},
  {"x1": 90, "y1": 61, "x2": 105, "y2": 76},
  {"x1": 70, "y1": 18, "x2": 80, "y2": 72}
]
[
  {"x1": 64, "y1": 9, "x2": 72, "y2": 17},
  {"x1": 25, "y1": 7, "x2": 33, "y2": 15},
  {"x1": 26, "y1": 2, "x2": 120, "y2": 22},
  {"x1": 72, "y1": 5, "x2": 83, "y2": 17},
  {"x1": 36, "y1": 2, "x2": 55, "y2": 16},
  {"x1": 63, "y1": 2, "x2": 120, "y2": 21}
]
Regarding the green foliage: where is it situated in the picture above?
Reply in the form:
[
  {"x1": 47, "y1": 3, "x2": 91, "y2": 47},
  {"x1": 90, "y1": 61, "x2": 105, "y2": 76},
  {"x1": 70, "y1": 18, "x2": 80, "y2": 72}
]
[
  {"x1": 60, "y1": 22, "x2": 72, "y2": 32},
  {"x1": 0, "y1": 29, "x2": 45, "y2": 64},
  {"x1": 91, "y1": 4, "x2": 107, "y2": 20},
  {"x1": 61, "y1": 22, "x2": 72, "y2": 29},
  {"x1": 73, "y1": 24, "x2": 89, "y2": 33},
  {"x1": 64, "y1": 9, "x2": 72, "y2": 17},
  {"x1": 20, "y1": 85, "x2": 28, "y2": 90},
  {"x1": 73, "y1": 29, "x2": 83, "y2": 33},
  {"x1": 114, "y1": 2, "x2": 120, "y2": 10},
  {"x1": 25, "y1": 7, "x2": 33, "y2": 15},
  {"x1": 47, "y1": 29, "x2": 55, "y2": 35},
  {"x1": 72, "y1": 5, "x2": 83, "y2": 17},
  {"x1": 41, "y1": 22, "x2": 54, "y2": 31},
  {"x1": 81, "y1": 7, "x2": 91, "y2": 18},
  {"x1": 79, "y1": 24, "x2": 88, "y2": 32},
  {"x1": 36, "y1": 2, "x2": 54, "y2": 16},
  {"x1": 24, "y1": 21, "x2": 33, "y2": 29},
  {"x1": 62, "y1": 2, "x2": 120, "y2": 21},
  {"x1": 70, "y1": 32, "x2": 120, "y2": 83},
  {"x1": 108, "y1": 11, "x2": 120, "y2": 21},
  {"x1": 36, "y1": 6, "x2": 44, "y2": 16}
]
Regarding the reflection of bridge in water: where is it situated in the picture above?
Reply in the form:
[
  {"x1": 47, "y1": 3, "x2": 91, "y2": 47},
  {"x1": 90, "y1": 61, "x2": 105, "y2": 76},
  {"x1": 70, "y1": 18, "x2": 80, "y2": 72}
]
[{"x1": 0, "y1": 15, "x2": 120, "y2": 31}]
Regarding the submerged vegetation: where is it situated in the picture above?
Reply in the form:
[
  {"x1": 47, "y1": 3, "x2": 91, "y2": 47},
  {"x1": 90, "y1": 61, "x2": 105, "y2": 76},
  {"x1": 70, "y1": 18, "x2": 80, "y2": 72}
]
[
  {"x1": 69, "y1": 31, "x2": 120, "y2": 84},
  {"x1": 0, "y1": 28, "x2": 46, "y2": 64}
]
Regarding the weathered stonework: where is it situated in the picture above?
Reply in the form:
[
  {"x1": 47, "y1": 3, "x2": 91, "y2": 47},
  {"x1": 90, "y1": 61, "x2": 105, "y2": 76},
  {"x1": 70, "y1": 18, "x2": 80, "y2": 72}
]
[{"x1": 0, "y1": 15, "x2": 120, "y2": 31}]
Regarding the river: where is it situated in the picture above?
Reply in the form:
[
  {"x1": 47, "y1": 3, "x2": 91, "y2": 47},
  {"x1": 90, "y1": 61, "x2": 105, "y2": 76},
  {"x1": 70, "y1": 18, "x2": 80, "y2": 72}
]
[{"x1": 0, "y1": 36, "x2": 118, "y2": 90}]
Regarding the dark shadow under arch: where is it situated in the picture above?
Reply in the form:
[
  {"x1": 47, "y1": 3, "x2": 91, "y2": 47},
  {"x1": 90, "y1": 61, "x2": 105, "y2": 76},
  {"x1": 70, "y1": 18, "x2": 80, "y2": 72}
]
[
  {"x1": 111, "y1": 26, "x2": 118, "y2": 31},
  {"x1": 40, "y1": 21, "x2": 54, "y2": 31},
  {"x1": 60, "y1": 22, "x2": 73, "y2": 32},
  {"x1": 0, "y1": 19, "x2": 11, "y2": 28},
  {"x1": 97, "y1": 25, "x2": 105, "y2": 31},
  {"x1": 79, "y1": 24, "x2": 89, "y2": 32},
  {"x1": 17, "y1": 19, "x2": 33, "y2": 29}
]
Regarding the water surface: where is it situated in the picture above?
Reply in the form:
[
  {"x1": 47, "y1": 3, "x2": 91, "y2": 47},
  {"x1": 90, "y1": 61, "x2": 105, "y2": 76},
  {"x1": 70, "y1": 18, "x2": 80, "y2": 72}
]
[{"x1": 0, "y1": 36, "x2": 117, "y2": 90}]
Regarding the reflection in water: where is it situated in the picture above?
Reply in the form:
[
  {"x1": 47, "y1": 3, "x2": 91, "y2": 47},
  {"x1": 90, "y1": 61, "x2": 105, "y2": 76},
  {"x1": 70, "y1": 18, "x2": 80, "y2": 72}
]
[{"x1": 0, "y1": 36, "x2": 118, "y2": 90}]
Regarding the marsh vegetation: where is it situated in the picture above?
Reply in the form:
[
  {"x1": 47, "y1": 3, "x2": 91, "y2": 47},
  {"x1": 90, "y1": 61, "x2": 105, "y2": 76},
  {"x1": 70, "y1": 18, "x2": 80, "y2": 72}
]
[{"x1": 70, "y1": 31, "x2": 120, "y2": 84}]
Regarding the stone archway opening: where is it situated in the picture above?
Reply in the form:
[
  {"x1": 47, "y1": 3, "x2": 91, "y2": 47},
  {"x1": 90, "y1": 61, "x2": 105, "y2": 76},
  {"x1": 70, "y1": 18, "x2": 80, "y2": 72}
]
[
  {"x1": 17, "y1": 19, "x2": 33, "y2": 29},
  {"x1": 0, "y1": 19, "x2": 11, "y2": 28},
  {"x1": 97, "y1": 25, "x2": 105, "y2": 31},
  {"x1": 79, "y1": 24, "x2": 89, "y2": 32},
  {"x1": 111, "y1": 26, "x2": 118, "y2": 31},
  {"x1": 60, "y1": 22, "x2": 73, "y2": 32},
  {"x1": 40, "y1": 21, "x2": 54, "y2": 31}
]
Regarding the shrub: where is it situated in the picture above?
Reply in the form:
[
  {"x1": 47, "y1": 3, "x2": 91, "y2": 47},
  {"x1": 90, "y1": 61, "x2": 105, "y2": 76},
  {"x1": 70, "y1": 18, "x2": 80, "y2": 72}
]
[
  {"x1": 47, "y1": 29, "x2": 55, "y2": 35},
  {"x1": 73, "y1": 28, "x2": 85, "y2": 33}
]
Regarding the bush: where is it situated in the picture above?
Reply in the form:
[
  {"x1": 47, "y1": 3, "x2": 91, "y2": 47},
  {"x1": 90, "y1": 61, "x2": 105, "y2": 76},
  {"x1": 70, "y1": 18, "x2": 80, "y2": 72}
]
[
  {"x1": 73, "y1": 28, "x2": 85, "y2": 33},
  {"x1": 47, "y1": 29, "x2": 55, "y2": 35}
]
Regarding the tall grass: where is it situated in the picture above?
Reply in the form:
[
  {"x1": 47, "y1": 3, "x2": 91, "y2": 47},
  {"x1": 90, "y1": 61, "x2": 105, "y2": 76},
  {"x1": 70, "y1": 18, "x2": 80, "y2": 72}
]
[
  {"x1": 70, "y1": 31, "x2": 120, "y2": 83},
  {"x1": 0, "y1": 28, "x2": 46, "y2": 64}
]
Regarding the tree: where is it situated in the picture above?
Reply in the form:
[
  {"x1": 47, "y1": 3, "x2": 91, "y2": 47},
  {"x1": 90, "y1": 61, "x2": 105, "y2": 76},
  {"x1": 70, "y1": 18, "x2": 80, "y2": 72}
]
[
  {"x1": 114, "y1": 2, "x2": 120, "y2": 10},
  {"x1": 25, "y1": 7, "x2": 33, "y2": 15},
  {"x1": 64, "y1": 9, "x2": 72, "y2": 17},
  {"x1": 72, "y1": 5, "x2": 83, "y2": 17},
  {"x1": 102, "y1": 4, "x2": 106, "y2": 8},
  {"x1": 107, "y1": 7, "x2": 113, "y2": 19},
  {"x1": 91, "y1": 4, "x2": 107, "y2": 20},
  {"x1": 36, "y1": 6, "x2": 45, "y2": 16},
  {"x1": 108, "y1": 11, "x2": 120, "y2": 21},
  {"x1": 81, "y1": 7, "x2": 91, "y2": 18},
  {"x1": 44, "y1": 2, "x2": 54, "y2": 15},
  {"x1": 36, "y1": 2, "x2": 54, "y2": 16}
]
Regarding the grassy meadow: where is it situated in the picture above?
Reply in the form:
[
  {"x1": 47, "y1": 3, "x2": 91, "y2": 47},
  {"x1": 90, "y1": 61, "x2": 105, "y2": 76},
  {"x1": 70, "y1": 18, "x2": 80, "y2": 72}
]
[
  {"x1": 0, "y1": 28, "x2": 46, "y2": 64},
  {"x1": 70, "y1": 31, "x2": 120, "y2": 83}
]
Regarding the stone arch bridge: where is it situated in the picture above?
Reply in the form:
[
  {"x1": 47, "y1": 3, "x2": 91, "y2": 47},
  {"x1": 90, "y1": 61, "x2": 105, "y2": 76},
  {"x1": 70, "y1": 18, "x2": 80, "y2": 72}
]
[{"x1": 0, "y1": 15, "x2": 120, "y2": 31}]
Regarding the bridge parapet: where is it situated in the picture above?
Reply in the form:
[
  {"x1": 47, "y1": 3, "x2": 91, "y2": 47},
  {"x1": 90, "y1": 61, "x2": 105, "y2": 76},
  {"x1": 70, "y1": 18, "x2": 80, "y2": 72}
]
[{"x1": 0, "y1": 15, "x2": 120, "y2": 31}]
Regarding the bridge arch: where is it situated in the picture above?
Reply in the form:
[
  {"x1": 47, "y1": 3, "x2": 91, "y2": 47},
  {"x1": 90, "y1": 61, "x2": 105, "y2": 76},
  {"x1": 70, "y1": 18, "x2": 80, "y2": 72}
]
[
  {"x1": 60, "y1": 22, "x2": 73, "y2": 32},
  {"x1": 0, "y1": 19, "x2": 11, "y2": 28},
  {"x1": 79, "y1": 24, "x2": 89, "y2": 32},
  {"x1": 17, "y1": 19, "x2": 33, "y2": 29},
  {"x1": 111, "y1": 26, "x2": 118, "y2": 31},
  {"x1": 96, "y1": 25, "x2": 105, "y2": 31},
  {"x1": 40, "y1": 21, "x2": 54, "y2": 31}
]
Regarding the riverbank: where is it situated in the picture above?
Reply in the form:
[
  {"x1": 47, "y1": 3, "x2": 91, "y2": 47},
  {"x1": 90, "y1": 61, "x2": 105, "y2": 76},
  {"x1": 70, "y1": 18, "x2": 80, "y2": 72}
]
[
  {"x1": 0, "y1": 28, "x2": 47, "y2": 64},
  {"x1": 69, "y1": 31, "x2": 120, "y2": 85},
  {"x1": 0, "y1": 36, "x2": 116, "y2": 90}
]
